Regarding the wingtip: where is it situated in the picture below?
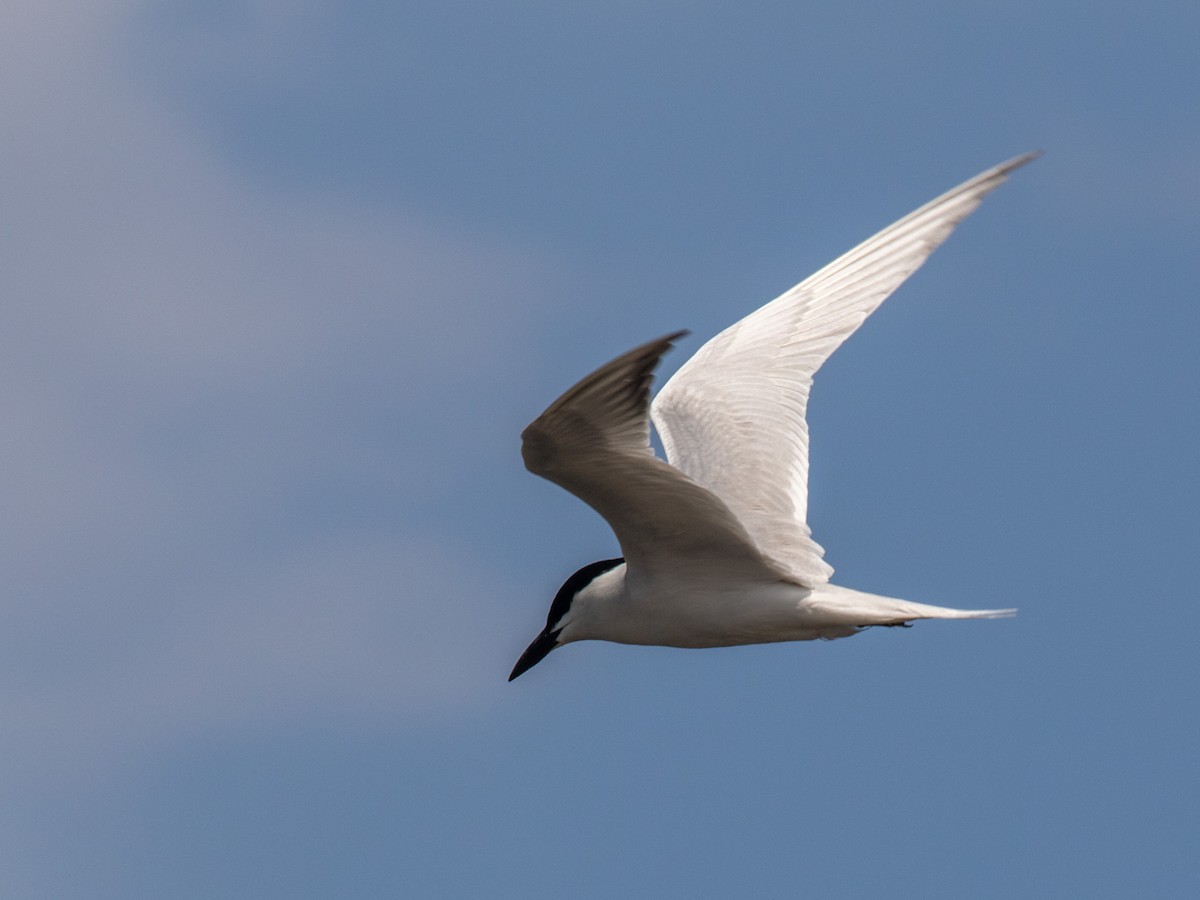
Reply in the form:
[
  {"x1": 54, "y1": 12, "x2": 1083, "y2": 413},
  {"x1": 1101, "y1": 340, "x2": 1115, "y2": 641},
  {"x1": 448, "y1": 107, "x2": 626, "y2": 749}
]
[
  {"x1": 660, "y1": 328, "x2": 691, "y2": 345},
  {"x1": 947, "y1": 151, "x2": 1040, "y2": 206},
  {"x1": 994, "y1": 150, "x2": 1043, "y2": 176}
]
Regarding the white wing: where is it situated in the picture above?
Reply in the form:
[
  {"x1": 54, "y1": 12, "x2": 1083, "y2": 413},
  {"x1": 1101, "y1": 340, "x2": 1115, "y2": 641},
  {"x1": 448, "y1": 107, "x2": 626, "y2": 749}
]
[
  {"x1": 651, "y1": 153, "x2": 1038, "y2": 587},
  {"x1": 522, "y1": 331, "x2": 782, "y2": 581}
]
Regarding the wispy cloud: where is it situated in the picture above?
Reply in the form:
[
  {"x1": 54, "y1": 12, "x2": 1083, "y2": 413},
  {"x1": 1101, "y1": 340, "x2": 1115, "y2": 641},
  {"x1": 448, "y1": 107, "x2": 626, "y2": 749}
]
[{"x1": 0, "y1": 1, "x2": 544, "y2": 785}]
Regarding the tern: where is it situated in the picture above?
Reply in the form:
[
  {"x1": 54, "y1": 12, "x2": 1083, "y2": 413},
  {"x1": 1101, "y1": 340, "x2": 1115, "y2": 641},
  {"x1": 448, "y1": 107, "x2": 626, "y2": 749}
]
[{"x1": 510, "y1": 154, "x2": 1035, "y2": 681}]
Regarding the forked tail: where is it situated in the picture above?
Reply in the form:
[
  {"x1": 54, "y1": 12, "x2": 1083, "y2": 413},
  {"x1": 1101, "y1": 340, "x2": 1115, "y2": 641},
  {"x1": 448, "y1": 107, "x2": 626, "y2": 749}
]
[{"x1": 808, "y1": 584, "x2": 1017, "y2": 627}]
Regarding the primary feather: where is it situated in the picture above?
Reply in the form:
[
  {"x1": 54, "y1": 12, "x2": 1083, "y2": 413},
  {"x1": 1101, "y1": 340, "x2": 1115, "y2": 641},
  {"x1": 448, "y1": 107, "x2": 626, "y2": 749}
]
[{"x1": 651, "y1": 152, "x2": 1040, "y2": 586}]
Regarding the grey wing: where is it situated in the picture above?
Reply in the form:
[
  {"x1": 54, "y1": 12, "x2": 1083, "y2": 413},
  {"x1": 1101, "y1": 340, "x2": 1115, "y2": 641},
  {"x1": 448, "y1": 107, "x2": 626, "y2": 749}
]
[
  {"x1": 522, "y1": 331, "x2": 782, "y2": 581},
  {"x1": 651, "y1": 153, "x2": 1038, "y2": 587}
]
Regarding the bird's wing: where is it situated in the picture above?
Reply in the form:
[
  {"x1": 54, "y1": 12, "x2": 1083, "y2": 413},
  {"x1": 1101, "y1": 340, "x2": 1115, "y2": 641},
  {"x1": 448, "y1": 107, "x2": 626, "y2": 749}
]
[
  {"x1": 522, "y1": 331, "x2": 783, "y2": 581},
  {"x1": 651, "y1": 153, "x2": 1038, "y2": 587}
]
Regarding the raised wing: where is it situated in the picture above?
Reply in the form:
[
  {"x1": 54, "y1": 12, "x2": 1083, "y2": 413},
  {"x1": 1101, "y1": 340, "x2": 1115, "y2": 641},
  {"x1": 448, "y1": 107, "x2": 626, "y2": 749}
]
[
  {"x1": 651, "y1": 153, "x2": 1038, "y2": 587},
  {"x1": 522, "y1": 331, "x2": 781, "y2": 581}
]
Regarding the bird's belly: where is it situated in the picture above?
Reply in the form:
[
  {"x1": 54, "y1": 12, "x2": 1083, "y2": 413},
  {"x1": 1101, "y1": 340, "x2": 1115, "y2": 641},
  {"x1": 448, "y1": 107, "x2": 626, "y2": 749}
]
[{"x1": 601, "y1": 579, "x2": 859, "y2": 648}]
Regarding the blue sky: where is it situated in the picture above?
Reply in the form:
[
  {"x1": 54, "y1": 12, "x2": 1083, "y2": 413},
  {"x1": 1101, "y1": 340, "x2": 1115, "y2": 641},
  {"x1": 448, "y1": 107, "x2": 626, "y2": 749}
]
[{"x1": 2, "y1": 1, "x2": 1197, "y2": 897}]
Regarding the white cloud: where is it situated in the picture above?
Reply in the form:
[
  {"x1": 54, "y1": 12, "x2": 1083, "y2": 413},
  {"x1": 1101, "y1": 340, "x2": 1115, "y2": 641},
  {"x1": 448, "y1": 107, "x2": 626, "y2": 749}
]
[{"x1": 0, "y1": 1, "x2": 544, "y2": 785}]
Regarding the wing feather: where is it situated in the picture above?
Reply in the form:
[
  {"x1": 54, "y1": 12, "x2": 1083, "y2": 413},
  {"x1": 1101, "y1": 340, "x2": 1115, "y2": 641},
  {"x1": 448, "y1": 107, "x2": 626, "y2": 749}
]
[
  {"x1": 522, "y1": 332, "x2": 781, "y2": 580},
  {"x1": 651, "y1": 153, "x2": 1038, "y2": 587}
]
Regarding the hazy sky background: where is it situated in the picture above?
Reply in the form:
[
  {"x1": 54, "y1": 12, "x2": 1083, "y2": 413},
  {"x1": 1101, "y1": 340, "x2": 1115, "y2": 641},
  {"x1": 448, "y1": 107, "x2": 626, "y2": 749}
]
[{"x1": 3, "y1": 2, "x2": 1197, "y2": 897}]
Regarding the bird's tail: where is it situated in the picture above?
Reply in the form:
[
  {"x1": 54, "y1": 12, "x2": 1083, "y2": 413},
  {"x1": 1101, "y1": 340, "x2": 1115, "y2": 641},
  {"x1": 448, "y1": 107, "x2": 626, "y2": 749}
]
[{"x1": 808, "y1": 584, "x2": 1016, "y2": 626}]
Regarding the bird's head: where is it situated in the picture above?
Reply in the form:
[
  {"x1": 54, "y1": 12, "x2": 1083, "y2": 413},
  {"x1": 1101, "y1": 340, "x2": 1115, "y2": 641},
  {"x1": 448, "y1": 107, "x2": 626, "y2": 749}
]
[{"x1": 508, "y1": 557, "x2": 625, "y2": 681}]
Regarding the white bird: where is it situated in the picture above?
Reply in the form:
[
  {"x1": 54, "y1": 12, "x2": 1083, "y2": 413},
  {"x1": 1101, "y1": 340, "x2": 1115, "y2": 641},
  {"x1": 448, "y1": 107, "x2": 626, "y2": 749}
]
[{"x1": 510, "y1": 154, "x2": 1036, "y2": 681}]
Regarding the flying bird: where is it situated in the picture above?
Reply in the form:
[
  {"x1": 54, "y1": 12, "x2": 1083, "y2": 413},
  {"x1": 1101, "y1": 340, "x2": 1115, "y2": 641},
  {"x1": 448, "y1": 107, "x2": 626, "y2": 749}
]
[{"x1": 511, "y1": 154, "x2": 1037, "y2": 681}]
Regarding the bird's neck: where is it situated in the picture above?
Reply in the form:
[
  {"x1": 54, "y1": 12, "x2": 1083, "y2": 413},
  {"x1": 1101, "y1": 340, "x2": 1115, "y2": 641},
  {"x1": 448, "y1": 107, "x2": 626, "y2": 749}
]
[{"x1": 558, "y1": 562, "x2": 629, "y2": 643}]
